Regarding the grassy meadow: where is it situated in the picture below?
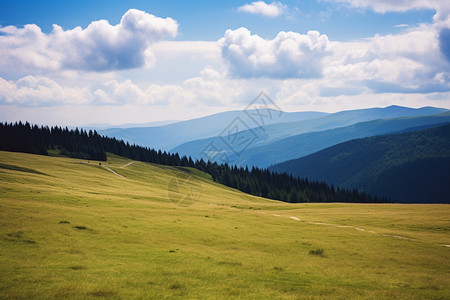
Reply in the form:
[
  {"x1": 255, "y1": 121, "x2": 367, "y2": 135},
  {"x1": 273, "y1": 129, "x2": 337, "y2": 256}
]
[{"x1": 0, "y1": 150, "x2": 449, "y2": 299}]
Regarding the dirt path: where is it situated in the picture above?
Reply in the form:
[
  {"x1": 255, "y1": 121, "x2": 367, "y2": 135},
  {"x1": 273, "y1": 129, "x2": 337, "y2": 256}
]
[
  {"x1": 270, "y1": 213, "x2": 418, "y2": 241},
  {"x1": 101, "y1": 166, "x2": 127, "y2": 179},
  {"x1": 120, "y1": 161, "x2": 136, "y2": 169},
  {"x1": 225, "y1": 205, "x2": 450, "y2": 246}
]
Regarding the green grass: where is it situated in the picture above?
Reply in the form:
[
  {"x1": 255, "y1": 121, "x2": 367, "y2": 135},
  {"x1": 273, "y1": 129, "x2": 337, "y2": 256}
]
[{"x1": 0, "y1": 150, "x2": 449, "y2": 299}]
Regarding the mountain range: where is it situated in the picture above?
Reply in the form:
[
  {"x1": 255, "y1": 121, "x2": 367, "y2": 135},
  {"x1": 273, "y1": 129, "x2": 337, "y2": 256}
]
[
  {"x1": 95, "y1": 104, "x2": 449, "y2": 203},
  {"x1": 171, "y1": 106, "x2": 449, "y2": 167},
  {"x1": 270, "y1": 123, "x2": 450, "y2": 203},
  {"x1": 99, "y1": 110, "x2": 328, "y2": 151}
]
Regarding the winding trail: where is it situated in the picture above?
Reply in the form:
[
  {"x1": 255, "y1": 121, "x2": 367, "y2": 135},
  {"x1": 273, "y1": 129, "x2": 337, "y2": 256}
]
[
  {"x1": 120, "y1": 161, "x2": 136, "y2": 169},
  {"x1": 100, "y1": 161, "x2": 136, "y2": 178},
  {"x1": 271, "y1": 213, "x2": 417, "y2": 241},
  {"x1": 101, "y1": 166, "x2": 127, "y2": 179}
]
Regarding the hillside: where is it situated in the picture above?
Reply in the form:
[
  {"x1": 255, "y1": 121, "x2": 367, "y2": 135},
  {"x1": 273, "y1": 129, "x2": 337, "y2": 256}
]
[
  {"x1": 229, "y1": 113, "x2": 450, "y2": 168},
  {"x1": 270, "y1": 123, "x2": 450, "y2": 203},
  {"x1": 0, "y1": 151, "x2": 449, "y2": 299},
  {"x1": 0, "y1": 122, "x2": 379, "y2": 204},
  {"x1": 172, "y1": 106, "x2": 448, "y2": 164}
]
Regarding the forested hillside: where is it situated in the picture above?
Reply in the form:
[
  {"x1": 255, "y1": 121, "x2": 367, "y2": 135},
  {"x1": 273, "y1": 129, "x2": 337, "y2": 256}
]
[
  {"x1": 270, "y1": 123, "x2": 450, "y2": 203},
  {"x1": 0, "y1": 122, "x2": 382, "y2": 203},
  {"x1": 229, "y1": 113, "x2": 450, "y2": 168}
]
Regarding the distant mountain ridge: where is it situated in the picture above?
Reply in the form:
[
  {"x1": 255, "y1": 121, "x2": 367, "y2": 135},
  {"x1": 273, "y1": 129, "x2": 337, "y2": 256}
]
[
  {"x1": 99, "y1": 109, "x2": 329, "y2": 151},
  {"x1": 172, "y1": 106, "x2": 449, "y2": 166},
  {"x1": 270, "y1": 123, "x2": 450, "y2": 203},
  {"x1": 81, "y1": 120, "x2": 179, "y2": 130},
  {"x1": 232, "y1": 112, "x2": 450, "y2": 168}
]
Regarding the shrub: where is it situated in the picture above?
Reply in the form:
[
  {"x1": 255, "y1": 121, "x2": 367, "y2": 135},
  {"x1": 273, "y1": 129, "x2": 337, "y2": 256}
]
[{"x1": 309, "y1": 249, "x2": 325, "y2": 256}]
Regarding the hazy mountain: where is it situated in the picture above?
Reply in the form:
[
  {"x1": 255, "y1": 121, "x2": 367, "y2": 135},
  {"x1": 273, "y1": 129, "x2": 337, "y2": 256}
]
[
  {"x1": 172, "y1": 106, "x2": 449, "y2": 164},
  {"x1": 233, "y1": 113, "x2": 450, "y2": 168},
  {"x1": 80, "y1": 120, "x2": 179, "y2": 130},
  {"x1": 98, "y1": 110, "x2": 329, "y2": 151},
  {"x1": 270, "y1": 123, "x2": 450, "y2": 203}
]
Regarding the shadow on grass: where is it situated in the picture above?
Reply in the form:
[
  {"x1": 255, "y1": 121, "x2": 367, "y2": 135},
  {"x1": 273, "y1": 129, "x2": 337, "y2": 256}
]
[{"x1": 0, "y1": 163, "x2": 48, "y2": 176}]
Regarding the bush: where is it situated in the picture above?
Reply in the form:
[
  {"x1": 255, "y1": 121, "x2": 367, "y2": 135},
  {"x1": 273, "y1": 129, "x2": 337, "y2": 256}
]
[{"x1": 309, "y1": 249, "x2": 325, "y2": 256}]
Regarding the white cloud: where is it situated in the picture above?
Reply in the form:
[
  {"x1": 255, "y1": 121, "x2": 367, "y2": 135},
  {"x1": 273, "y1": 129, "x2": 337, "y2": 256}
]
[
  {"x1": 1, "y1": 10, "x2": 450, "y2": 119},
  {"x1": 394, "y1": 24, "x2": 409, "y2": 28},
  {"x1": 325, "y1": 0, "x2": 450, "y2": 79},
  {"x1": 4, "y1": 21, "x2": 449, "y2": 111},
  {"x1": 328, "y1": 0, "x2": 450, "y2": 28},
  {"x1": 200, "y1": 66, "x2": 222, "y2": 79},
  {"x1": 0, "y1": 76, "x2": 90, "y2": 106},
  {"x1": 327, "y1": 0, "x2": 446, "y2": 13},
  {"x1": 0, "y1": 67, "x2": 234, "y2": 108},
  {"x1": 219, "y1": 27, "x2": 332, "y2": 78},
  {"x1": 0, "y1": 9, "x2": 178, "y2": 73},
  {"x1": 323, "y1": 24, "x2": 450, "y2": 94},
  {"x1": 237, "y1": 1, "x2": 287, "y2": 17}
]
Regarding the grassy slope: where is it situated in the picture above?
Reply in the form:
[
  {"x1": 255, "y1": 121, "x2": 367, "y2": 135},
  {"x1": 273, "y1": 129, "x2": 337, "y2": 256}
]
[{"x1": 0, "y1": 151, "x2": 449, "y2": 299}]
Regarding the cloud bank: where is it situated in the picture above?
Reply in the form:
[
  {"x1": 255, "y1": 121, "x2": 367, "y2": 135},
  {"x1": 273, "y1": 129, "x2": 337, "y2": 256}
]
[
  {"x1": 1, "y1": 4, "x2": 450, "y2": 122},
  {"x1": 0, "y1": 9, "x2": 178, "y2": 73}
]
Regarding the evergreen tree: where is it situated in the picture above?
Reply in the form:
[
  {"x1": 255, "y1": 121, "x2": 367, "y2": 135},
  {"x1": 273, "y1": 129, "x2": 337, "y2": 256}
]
[{"x1": 0, "y1": 121, "x2": 387, "y2": 204}]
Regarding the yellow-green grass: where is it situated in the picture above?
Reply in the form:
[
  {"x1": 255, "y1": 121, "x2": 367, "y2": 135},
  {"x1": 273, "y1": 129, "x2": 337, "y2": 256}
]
[{"x1": 0, "y1": 150, "x2": 449, "y2": 299}]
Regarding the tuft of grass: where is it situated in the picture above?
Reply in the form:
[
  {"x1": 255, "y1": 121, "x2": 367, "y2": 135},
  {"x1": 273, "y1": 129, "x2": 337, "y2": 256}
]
[
  {"x1": 309, "y1": 249, "x2": 325, "y2": 256},
  {"x1": 169, "y1": 283, "x2": 186, "y2": 290},
  {"x1": 87, "y1": 289, "x2": 116, "y2": 297},
  {"x1": 7, "y1": 231, "x2": 24, "y2": 238},
  {"x1": 68, "y1": 265, "x2": 85, "y2": 270},
  {"x1": 5, "y1": 231, "x2": 36, "y2": 244},
  {"x1": 73, "y1": 226, "x2": 87, "y2": 230},
  {"x1": 217, "y1": 261, "x2": 242, "y2": 266},
  {"x1": 59, "y1": 221, "x2": 70, "y2": 224}
]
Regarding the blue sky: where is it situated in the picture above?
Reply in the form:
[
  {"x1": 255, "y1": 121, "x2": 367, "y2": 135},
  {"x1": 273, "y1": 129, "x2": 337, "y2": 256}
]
[
  {"x1": 0, "y1": 0, "x2": 436, "y2": 40},
  {"x1": 0, "y1": 0, "x2": 449, "y2": 125}
]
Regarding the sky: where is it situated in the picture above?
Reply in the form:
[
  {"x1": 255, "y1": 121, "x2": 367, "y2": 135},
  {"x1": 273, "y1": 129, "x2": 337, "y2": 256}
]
[{"x1": 1, "y1": 0, "x2": 450, "y2": 126}]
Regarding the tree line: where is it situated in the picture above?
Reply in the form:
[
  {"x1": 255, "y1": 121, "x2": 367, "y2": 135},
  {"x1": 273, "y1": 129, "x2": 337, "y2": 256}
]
[{"x1": 0, "y1": 121, "x2": 386, "y2": 203}]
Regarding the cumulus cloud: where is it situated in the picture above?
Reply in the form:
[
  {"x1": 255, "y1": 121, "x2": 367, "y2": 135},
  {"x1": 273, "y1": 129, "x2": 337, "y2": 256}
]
[
  {"x1": 237, "y1": 1, "x2": 287, "y2": 17},
  {"x1": 0, "y1": 76, "x2": 90, "y2": 106},
  {"x1": 323, "y1": 24, "x2": 450, "y2": 94},
  {"x1": 0, "y1": 9, "x2": 178, "y2": 73},
  {"x1": 0, "y1": 66, "x2": 237, "y2": 107},
  {"x1": 325, "y1": 0, "x2": 450, "y2": 86},
  {"x1": 219, "y1": 27, "x2": 332, "y2": 78},
  {"x1": 2, "y1": 7, "x2": 450, "y2": 113}
]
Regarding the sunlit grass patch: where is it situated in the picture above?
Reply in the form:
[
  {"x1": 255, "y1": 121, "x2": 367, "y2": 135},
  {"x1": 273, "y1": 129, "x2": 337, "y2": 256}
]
[{"x1": 0, "y1": 150, "x2": 449, "y2": 299}]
